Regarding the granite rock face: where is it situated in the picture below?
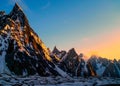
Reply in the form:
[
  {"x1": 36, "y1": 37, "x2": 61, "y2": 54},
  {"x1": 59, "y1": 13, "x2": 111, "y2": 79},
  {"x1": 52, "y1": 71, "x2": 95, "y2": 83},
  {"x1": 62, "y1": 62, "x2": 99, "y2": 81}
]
[
  {"x1": 0, "y1": 3, "x2": 67, "y2": 77},
  {"x1": 53, "y1": 47, "x2": 96, "y2": 77}
]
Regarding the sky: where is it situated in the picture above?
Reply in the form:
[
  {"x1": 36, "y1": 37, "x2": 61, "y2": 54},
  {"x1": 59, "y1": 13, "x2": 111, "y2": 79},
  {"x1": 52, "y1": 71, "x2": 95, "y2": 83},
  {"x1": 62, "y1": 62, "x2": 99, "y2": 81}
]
[{"x1": 0, "y1": 0, "x2": 120, "y2": 60}]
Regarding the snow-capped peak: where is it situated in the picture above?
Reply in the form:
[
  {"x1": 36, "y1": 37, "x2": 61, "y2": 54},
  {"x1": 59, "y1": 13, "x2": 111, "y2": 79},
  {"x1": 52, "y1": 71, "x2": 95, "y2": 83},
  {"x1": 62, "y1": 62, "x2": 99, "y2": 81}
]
[{"x1": 0, "y1": 3, "x2": 68, "y2": 77}]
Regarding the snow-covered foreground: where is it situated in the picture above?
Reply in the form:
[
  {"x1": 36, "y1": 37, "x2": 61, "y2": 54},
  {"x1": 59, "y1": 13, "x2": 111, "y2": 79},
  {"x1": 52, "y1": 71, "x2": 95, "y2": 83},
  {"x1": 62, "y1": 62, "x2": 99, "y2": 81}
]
[{"x1": 0, "y1": 74, "x2": 120, "y2": 86}]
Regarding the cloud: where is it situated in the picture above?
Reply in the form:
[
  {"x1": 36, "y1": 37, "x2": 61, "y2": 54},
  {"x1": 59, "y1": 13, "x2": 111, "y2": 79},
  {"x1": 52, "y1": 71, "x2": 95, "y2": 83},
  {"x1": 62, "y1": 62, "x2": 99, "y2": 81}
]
[{"x1": 40, "y1": 1, "x2": 51, "y2": 10}]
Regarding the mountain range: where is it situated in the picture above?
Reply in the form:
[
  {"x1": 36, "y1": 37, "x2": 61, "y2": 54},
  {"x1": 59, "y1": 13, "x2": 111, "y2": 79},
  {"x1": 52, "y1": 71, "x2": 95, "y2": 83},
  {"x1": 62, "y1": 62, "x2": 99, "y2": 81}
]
[
  {"x1": 52, "y1": 46, "x2": 120, "y2": 78},
  {"x1": 0, "y1": 3, "x2": 120, "y2": 78}
]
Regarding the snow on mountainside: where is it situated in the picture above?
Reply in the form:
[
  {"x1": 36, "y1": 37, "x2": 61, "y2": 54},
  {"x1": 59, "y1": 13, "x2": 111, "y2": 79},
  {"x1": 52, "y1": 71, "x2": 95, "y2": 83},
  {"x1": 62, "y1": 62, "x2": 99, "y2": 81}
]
[
  {"x1": 52, "y1": 47, "x2": 120, "y2": 78},
  {"x1": 88, "y1": 56, "x2": 109, "y2": 76},
  {"x1": 52, "y1": 46, "x2": 67, "y2": 59},
  {"x1": 0, "y1": 3, "x2": 120, "y2": 86},
  {"x1": 0, "y1": 74, "x2": 120, "y2": 85},
  {"x1": 0, "y1": 3, "x2": 68, "y2": 77},
  {"x1": 88, "y1": 56, "x2": 120, "y2": 77},
  {"x1": 103, "y1": 59, "x2": 120, "y2": 77},
  {"x1": 0, "y1": 2, "x2": 120, "y2": 83},
  {"x1": 52, "y1": 47, "x2": 96, "y2": 77}
]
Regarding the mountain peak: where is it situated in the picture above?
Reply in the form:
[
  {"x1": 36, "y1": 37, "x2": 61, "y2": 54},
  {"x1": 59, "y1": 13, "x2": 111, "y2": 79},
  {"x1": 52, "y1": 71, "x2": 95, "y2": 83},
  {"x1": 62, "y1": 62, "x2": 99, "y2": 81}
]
[
  {"x1": 9, "y1": 3, "x2": 23, "y2": 16},
  {"x1": 0, "y1": 4, "x2": 68, "y2": 77},
  {"x1": 67, "y1": 48, "x2": 78, "y2": 58},
  {"x1": 52, "y1": 46, "x2": 60, "y2": 54},
  {"x1": 13, "y1": 3, "x2": 22, "y2": 12},
  {"x1": 9, "y1": 3, "x2": 28, "y2": 27},
  {"x1": 68, "y1": 48, "x2": 77, "y2": 55}
]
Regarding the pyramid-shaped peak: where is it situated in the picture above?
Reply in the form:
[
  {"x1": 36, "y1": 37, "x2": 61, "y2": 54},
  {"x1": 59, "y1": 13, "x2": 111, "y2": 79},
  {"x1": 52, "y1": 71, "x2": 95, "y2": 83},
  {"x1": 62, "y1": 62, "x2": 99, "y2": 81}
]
[
  {"x1": 68, "y1": 48, "x2": 78, "y2": 56},
  {"x1": 0, "y1": 4, "x2": 69, "y2": 77},
  {"x1": 69, "y1": 48, "x2": 76, "y2": 53},
  {"x1": 10, "y1": 3, "x2": 23, "y2": 14},
  {"x1": 54, "y1": 46, "x2": 59, "y2": 51},
  {"x1": 52, "y1": 46, "x2": 60, "y2": 54},
  {"x1": 9, "y1": 3, "x2": 29, "y2": 27},
  {"x1": 14, "y1": 3, "x2": 22, "y2": 10}
]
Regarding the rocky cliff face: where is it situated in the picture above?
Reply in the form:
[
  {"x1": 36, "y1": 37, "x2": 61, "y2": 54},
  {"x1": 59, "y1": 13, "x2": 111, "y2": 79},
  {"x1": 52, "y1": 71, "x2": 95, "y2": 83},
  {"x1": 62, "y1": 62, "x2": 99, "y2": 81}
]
[
  {"x1": 88, "y1": 56, "x2": 120, "y2": 77},
  {"x1": 88, "y1": 56, "x2": 110, "y2": 76},
  {"x1": 103, "y1": 60, "x2": 120, "y2": 77},
  {"x1": 52, "y1": 46, "x2": 67, "y2": 59},
  {"x1": 53, "y1": 47, "x2": 96, "y2": 77},
  {"x1": 0, "y1": 3, "x2": 68, "y2": 77}
]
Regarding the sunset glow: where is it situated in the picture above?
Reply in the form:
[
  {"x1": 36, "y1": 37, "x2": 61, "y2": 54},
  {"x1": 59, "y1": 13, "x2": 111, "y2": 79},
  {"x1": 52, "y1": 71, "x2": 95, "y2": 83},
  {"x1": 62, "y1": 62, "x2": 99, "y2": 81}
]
[
  {"x1": 76, "y1": 29, "x2": 120, "y2": 60},
  {"x1": 1, "y1": 0, "x2": 120, "y2": 60}
]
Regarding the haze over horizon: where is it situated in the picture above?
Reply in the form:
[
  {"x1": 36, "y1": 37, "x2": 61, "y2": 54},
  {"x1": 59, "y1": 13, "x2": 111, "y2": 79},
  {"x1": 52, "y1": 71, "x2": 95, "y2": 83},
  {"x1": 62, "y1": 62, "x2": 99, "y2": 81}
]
[{"x1": 0, "y1": 0, "x2": 120, "y2": 60}]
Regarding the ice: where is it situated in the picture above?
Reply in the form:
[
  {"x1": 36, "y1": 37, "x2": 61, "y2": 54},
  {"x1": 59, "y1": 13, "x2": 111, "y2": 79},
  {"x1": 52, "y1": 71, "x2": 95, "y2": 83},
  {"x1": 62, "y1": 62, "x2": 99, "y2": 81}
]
[
  {"x1": 0, "y1": 51, "x2": 10, "y2": 74},
  {"x1": 96, "y1": 62, "x2": 106, "y2": 76},
  {"x1": 61, "y1": 53, "x2": 68, "y2": 62},
  {"x1": 54, "y1": 65, "x2": 69, "y2": 78},
  {"x1": 0, "y1": 33, "x2": 10, "y2": 74},
  {"x1": 0, "y1": 51, "x2": 6, "y2": 73},
  {"x1": 0, "y1": 74, "x2": 120, "y2": 86}
]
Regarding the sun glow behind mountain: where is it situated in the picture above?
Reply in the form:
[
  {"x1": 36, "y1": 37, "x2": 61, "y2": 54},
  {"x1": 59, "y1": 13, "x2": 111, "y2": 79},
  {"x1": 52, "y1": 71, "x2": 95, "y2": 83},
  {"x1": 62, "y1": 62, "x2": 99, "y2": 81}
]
[
  {"x1": 1, "y1": 0, "x2": 120, "y2": 60},
  {"x1": 76, "y1": 29, "x2": 120, "y2": 60}
]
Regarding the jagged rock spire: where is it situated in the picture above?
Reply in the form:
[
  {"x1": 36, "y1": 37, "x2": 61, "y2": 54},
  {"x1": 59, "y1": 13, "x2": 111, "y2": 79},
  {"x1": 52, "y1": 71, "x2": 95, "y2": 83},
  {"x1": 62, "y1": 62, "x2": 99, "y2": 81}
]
[
  {"x1": 10, "y1": 3, "x2": 24, "y2": 15},
  {"x1": 9, "y1": 3, "x2": 28, "y2": 27},
  {"x1": 68, "y1": 48, "x2": 78, "y2": 57},
  {"x1": 52, "y1": 46, "x2": 60, "y2": 54},
  {"x1": 10, "y1": 3, "x2": 23, "y2": 14}
]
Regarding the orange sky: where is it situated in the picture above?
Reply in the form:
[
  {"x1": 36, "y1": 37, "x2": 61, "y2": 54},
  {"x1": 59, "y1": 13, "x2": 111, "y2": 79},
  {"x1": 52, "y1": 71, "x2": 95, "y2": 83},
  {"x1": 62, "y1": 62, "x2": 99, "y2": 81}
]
[
  {"x1": 86, "y1": 42, "x2": 120, "y2": 60},
  {"x1": 76, "y1": 28, "x2": 120, "y2": 60}
]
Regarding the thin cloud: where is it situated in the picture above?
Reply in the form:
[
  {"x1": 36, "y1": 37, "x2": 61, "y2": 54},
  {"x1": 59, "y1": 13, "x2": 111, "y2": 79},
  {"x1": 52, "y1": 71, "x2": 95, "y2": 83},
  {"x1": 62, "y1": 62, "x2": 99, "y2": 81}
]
[{"x1": 40, "y1": 1, "x2": 51, "y2": 10}]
